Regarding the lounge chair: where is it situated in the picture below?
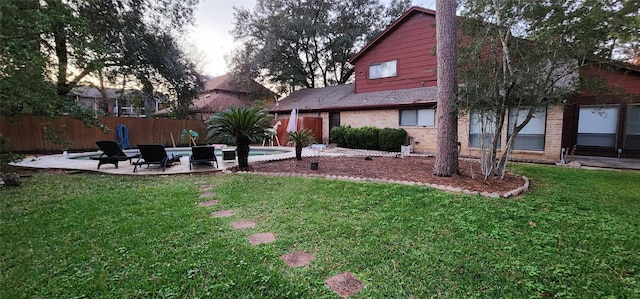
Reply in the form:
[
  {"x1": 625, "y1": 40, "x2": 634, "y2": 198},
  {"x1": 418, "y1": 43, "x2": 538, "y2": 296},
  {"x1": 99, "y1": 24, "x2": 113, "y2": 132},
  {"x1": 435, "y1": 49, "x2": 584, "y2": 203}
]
[
  {"x1": 133, "y1": 144, "x2": 182, "y2": 172},
  {"x1": 90, "y1": 140, "x2": 140, "y2": 169},
  {"x1": 189, "y1": 145, "x2": 219, "y2": 170}
]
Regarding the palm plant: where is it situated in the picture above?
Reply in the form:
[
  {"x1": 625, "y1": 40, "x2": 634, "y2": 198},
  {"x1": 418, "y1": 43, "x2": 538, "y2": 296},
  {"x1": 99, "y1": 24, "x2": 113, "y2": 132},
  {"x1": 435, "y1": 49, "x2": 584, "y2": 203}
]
[
  {"x1": 205, "y1": 107, "x2": 272, "y2": 170},
  {"x1": 287, "y1": 129, "x2": 315, "y2": 160}
]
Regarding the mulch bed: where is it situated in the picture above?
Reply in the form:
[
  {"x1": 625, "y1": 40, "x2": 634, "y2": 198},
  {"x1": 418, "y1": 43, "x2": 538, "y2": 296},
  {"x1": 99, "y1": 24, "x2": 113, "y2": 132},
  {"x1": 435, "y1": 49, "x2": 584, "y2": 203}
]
[{"x1": 245, "y1": 156, "x2": 526, "y2": 195}]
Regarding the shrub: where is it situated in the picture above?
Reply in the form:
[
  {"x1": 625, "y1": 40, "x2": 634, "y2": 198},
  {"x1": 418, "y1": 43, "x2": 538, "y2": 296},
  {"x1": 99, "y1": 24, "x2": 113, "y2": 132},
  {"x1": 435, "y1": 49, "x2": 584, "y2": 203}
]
[
  {"x1": 329, "y1": 125, "x2": 349, "y2": 147},
  {"x1": 344, "y1": 128, "x2": 359, "y2": 149},
  {"x1": 331, "y1": 126, "x2": 405, "y2": 152},
  {"x1": 378, "y1": 128, "x2": 407, "y2": 152},
  {"x1": 359, "y1": 126, "x2": 380, "y2": 150}
]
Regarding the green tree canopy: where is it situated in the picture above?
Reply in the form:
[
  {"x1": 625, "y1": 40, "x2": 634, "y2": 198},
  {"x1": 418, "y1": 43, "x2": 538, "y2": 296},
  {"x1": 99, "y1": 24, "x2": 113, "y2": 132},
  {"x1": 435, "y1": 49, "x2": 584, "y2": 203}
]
[
  {"x1": 0, "y1": 0, "x2": 204, "y2": 123},
  {"x1": 229, "y1": 0, "x2": 412, "y2": 93}
]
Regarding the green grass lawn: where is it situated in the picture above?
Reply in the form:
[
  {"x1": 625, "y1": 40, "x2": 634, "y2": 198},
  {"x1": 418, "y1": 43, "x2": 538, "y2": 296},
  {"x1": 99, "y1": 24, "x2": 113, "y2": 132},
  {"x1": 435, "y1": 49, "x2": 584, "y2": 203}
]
[{"x1": 1, "y1": 164, "x2": 639, "y2": 298}]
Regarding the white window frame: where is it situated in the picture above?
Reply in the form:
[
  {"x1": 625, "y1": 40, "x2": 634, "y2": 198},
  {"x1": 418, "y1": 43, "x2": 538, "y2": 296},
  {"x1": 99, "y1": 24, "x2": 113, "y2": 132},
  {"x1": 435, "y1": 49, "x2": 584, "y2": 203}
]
[
  {"x1": 399, "y1": 108, "x2": 435, "y2": 127},
  {"x1": 507, "y1": 107, "x2": 547, "y2": 151},
  {"x1": 369, "y1": 60, "x2": 397, "y2": 79}
]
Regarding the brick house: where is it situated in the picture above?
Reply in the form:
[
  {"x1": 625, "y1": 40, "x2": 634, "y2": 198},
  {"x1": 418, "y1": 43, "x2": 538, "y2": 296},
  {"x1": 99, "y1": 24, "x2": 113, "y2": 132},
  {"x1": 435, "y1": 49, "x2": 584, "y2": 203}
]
[
  {"x1": 269, "y1": 6, "x2": 640, "y2": 161},
  {"x1": 156, "y1": 73, "x2": 276, "y2": 120}
]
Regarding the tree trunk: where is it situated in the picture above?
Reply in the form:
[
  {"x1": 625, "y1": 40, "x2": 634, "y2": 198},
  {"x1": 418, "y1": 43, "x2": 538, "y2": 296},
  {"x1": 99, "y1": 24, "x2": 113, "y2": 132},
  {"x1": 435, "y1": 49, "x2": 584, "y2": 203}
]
[
  {"x1": 295, "y1": 144, "x2": 303, "y2": 160},
  {"x1": 236, "y1": 137, "x2": 251, "y2": 171},
  {"x1": 433, "y1": 0, "x2": 460, "y2": 177}
]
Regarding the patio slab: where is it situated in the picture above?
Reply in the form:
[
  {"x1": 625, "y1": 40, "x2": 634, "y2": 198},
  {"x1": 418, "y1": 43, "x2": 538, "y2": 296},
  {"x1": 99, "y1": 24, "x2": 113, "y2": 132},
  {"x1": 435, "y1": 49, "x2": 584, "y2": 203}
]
[{"x1": 10, "y1": 146, "x2": 296, "y2": 175}]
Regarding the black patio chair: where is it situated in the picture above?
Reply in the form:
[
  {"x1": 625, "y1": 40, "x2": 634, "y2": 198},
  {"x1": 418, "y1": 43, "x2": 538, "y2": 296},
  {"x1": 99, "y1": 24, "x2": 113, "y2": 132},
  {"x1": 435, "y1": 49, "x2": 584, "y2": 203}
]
[
  {"x1": 133, "y1": 144, "x2": 182, "y2": 172},
  {"x1": 90, "y1": 140, "x2": 140, "y2": 169},
  {"x1": 189, "y1": 145, "x2": 218, "y2": 170}
]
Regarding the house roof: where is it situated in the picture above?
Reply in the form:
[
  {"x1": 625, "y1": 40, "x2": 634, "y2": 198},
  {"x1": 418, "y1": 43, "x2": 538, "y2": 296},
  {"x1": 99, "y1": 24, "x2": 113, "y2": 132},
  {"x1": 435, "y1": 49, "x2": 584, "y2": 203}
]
[
  {"x1": 202, "y1": 73, "x2": 276, "y2": 96},
  {"x1": 269, "y1": 84, "x2": 437, "y2": 113},
  {"x1": 349, "y1": 6, "x2": 436, "y2": 64},
  {"x1": 190, "y1": 93, "x2": 253, "y2": 113},
  {"x1": 68, "y1": 86, "x2": 123, "y2": 99}
]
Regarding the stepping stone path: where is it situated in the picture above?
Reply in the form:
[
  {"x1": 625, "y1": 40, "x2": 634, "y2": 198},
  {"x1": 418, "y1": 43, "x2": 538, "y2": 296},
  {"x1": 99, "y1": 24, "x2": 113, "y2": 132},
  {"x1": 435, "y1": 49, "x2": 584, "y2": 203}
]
[
  {"x1": 247, "y1": 232, "x2": 276, "y2": 245},
  {"x1": 232, "y1": 220, "x2": 256, "y2": 229},
  {"x1": 280, "y1": 250, "x2": 315, "y2": 267},
  {"x1": 195, "y1": 184, "x2": 363, "y2": 297},
  {"x1": 199, "y1": 185, "x2": 213, "y2": 191},
  {"x1": 325, "y1": 271, "x2": 365, "y2": 298},
  {"x1": 212, "y1": 210, "x2": 235, "y2": 217},
  {"x1": 198, "y1": 200, "x2": 219, "y2": 207},
  {"x1": 200, "y1": 192, "x2": 216, "y2": 198}
]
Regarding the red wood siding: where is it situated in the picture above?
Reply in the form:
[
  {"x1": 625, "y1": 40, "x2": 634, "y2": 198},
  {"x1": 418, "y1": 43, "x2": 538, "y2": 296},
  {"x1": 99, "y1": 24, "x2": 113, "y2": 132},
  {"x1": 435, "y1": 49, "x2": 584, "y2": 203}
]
[
  {"x1": 581, "y1": 65, "x2": 640, "y2": 95},
  {"x1": 353, "y1": 12, "x2": 437, "y2": 94}
]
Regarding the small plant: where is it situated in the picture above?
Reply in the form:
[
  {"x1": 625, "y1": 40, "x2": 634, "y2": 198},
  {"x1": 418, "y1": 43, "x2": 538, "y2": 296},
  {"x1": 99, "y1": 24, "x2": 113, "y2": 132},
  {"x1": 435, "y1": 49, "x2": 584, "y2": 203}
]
[{"x1": 287, "y1": 129, "x2": 315, "y2": 160}]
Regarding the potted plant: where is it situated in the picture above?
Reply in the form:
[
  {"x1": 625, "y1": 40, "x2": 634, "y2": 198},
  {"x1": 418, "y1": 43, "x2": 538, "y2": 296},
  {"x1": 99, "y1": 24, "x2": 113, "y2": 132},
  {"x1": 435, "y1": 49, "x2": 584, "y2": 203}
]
[{"x1": 287, "y1": 129, "x2": 315, "y2": 161}]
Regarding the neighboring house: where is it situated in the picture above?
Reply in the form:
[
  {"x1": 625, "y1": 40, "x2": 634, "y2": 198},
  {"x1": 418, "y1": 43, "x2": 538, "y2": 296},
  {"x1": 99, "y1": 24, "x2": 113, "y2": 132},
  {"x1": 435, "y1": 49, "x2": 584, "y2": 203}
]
[
  {"x1": 155, "y1": 73, "x2": 277, "y2": 120},
  {"x1": 270, "y1": 6, "x2": 640, "y2": 161},
  {"x1": 68, "y1": 86, "x2": 159, "y2": 117}
]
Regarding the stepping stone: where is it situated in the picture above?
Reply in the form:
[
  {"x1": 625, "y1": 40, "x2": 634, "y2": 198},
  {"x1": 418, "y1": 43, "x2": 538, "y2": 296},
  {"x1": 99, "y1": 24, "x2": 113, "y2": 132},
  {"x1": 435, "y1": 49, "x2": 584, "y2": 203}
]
[
  {"x1": 232, "y1": 220, "x2": 256, "y2": 229},
  {"x1": 280, "y1": 250, "x2": 315, "y2": 267},
  {"x1": 200, "y1": 192, "x2": 216, "y2": 198},
  {"x1": 212, "y1": 210, "x2": 234, "y2": 217},
  {"x1": 198, "y1": 200, "x2": 219, "y2": 207},
  {"x1": 200, "y1": 185, "x2": 213, "y2": 191},
  {"x1": 325, "y1": 271, "x2": 365, "y2": 298},
  {"x1": 248, "y1": 232, "x2": 276, "y2": 245}
]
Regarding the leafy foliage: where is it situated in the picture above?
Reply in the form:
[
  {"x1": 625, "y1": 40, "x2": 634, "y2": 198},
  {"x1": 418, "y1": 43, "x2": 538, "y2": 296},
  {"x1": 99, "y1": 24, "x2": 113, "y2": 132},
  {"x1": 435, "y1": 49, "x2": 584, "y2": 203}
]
[
  {"x1": 330, "y1": 125, "x2": 406, "y2": 152},
  {"x1": 378, "y1": 127, "x2": 408, "y2": 152},
  {"x1": 230, "y1": 0, "x2": 412, "y2": 93},
  {"x1": 205, "y1": 107, "x2": 272, "y2": 170},
  {"x1": 0, "y1": 0, "x2": 203, "y2": 123}
]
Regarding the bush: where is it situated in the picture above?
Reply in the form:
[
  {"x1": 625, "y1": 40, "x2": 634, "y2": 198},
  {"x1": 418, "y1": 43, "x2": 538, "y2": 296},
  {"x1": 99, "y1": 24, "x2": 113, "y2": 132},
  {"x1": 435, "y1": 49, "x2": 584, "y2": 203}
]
[
  {"x1": 378, "y1": 128, "x2": 407, "y2": 152},
  {"x1": 344, "y1": 128, "x2": 359, "y2": 149},
  {"x1": 359, "y1": 126, "x2": 380, "y2": 150},
  {"x1": 330, "y1": 125, "x2": 405, "y2": 152},
  {"x1": 329, "y1": 125, "x2": 349, "y2": 147}
]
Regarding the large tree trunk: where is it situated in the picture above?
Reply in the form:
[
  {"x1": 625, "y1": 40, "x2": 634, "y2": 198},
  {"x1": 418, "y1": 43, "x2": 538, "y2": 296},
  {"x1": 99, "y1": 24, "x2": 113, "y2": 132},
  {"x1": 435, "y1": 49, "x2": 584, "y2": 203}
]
[{"x1": 433, "y1": 0, "x2": 460, "y2": 177}]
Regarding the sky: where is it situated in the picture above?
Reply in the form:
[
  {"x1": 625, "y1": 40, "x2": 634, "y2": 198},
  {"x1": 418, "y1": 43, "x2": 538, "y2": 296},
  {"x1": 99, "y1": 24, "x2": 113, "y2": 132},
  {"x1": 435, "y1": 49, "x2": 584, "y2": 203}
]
[{"x1": 186, "y1": 0, "x2": 437, "y2": 77}]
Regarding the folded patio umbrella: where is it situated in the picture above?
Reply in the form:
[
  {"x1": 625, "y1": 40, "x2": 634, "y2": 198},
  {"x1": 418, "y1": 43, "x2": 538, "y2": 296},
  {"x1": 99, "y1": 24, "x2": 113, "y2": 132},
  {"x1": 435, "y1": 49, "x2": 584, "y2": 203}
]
[{"x1": 286, "y1": 108, "x2": 298, "y2": 133}]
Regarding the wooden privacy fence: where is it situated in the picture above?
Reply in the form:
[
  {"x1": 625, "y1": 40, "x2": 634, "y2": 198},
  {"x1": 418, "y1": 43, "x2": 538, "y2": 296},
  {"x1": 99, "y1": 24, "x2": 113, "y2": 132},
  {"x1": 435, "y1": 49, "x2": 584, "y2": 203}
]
[
  {"x1": 0, "y1": 115, "x2": 207, "y2": 153},
  {"x1": 274, "y1": 117, "x2": 323, "y2": 146}
]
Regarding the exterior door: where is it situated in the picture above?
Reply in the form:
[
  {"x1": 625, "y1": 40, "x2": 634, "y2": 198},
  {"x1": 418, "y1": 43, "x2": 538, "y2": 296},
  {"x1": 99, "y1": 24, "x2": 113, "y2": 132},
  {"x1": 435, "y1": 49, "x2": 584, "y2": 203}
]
[{"x1": 329, "y1": 112, "x2": 340, "y2": 142}]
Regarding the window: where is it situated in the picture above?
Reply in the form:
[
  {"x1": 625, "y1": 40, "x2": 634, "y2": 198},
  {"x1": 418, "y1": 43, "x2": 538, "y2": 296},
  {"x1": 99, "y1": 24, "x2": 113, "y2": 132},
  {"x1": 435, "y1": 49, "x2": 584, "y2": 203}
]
[
  {"x1": 469, "y1": 110, "x2": 500, "y2": 148},
  {"x1": 400, "y1": 109, "x2": 435, "y2": 126},
  {"x1": 625, "y1": 105, "x2": 640, "y2": 150},
  {"x1": 507, "y1": 107, "x2": 546, "y2": 151},
  {"x1": 577, "y1": 105, "x2": 619, "y2": 147},
  {"x1": 369, "y1": 60, "x2": 397, "y2": 79}
]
